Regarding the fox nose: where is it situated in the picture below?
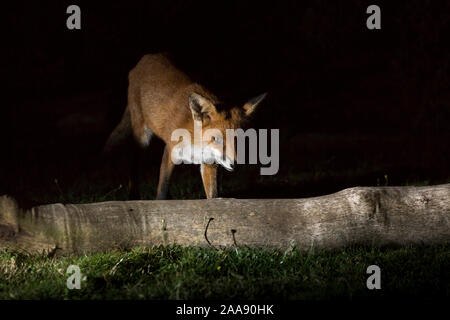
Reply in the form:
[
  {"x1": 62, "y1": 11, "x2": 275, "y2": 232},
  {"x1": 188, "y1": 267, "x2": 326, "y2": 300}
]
[{"x1": 221, "y1": 159, "x2": 234, "y2": 172}]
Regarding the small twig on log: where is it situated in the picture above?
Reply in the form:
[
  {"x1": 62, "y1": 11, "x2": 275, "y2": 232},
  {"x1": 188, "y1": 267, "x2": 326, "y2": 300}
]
[
  {"x1": 204, "y1": 217, "x2": 218, "y2": 250},
  {"x1": 231, "y1": 229, "x2": 238, "y2": 247}
]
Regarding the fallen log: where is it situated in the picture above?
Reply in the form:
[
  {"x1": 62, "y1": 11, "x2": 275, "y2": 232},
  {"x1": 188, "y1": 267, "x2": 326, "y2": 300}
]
[{"x1": 1, "y1": 184, "x2": 449, "y2": 254}]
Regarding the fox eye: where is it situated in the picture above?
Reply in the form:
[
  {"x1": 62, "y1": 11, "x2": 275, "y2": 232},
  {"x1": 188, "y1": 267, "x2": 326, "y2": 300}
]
[{"x1": 213, "y1": 136, "x2": 223, "y2": 144}]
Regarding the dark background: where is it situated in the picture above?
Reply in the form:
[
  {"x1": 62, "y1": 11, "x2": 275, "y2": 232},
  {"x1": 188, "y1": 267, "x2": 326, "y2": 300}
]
[{"x1": 2, "y1": 1, "x2": 449, "y2": 206}]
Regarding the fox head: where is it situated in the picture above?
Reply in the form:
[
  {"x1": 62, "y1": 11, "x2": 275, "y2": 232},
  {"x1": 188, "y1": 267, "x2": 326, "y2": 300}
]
[{"x1": 183, "y1": 92, "x2": 267, "y2": 171}]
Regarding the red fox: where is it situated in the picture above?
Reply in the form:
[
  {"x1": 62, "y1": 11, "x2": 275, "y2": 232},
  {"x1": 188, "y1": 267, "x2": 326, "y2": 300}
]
[{"x1": 104, "y1": 53, "x2": 266, "y2": 199}]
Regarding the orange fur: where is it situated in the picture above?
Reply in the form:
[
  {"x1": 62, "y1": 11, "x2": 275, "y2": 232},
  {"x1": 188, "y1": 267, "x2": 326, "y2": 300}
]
[{"x1": 105, "y1": 53, "x2": 265, "y2": 199}]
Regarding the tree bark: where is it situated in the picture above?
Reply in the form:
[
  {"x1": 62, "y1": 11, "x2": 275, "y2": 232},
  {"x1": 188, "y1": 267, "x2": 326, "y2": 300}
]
[{"x1": 1, "y1": 184, "x2": 449, "y2": 254}]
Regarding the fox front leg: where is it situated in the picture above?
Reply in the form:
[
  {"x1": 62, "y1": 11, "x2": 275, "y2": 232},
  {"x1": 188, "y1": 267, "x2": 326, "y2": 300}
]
[
  {"x1": 200, "y1": 164, "x2": 218, "y2": 199},
  {"x1": 156, "y1": 146, "x2": 175, "y2": 200}
]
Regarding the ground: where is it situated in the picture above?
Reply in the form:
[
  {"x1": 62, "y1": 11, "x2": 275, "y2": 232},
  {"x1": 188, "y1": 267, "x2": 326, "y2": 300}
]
[{"x1": 2, "y1": 127, "x2": 449, "y2": 300}]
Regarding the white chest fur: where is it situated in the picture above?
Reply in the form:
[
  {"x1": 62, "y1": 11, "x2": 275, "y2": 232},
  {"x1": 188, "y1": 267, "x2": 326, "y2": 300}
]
[{"x1": 171, "y1": 143, "x2": 220, "y2": 165}]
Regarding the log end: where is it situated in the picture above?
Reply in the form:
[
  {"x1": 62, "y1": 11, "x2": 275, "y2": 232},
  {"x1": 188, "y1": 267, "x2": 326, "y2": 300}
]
[{"x1": 0, "y1": 195, "x2": 20, "y2": 237}]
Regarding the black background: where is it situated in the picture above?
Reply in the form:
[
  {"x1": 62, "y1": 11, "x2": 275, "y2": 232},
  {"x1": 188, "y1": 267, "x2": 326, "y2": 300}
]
[{"x1": 3, "y1": 1, "x2": 449, "y2": 204}]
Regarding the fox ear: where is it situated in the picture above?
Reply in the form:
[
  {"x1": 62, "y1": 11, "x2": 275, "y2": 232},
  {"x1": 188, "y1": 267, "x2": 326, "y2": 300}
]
[
  {"x1": 243, "y1": 92, "x2": 267, "y2": 117},
  {"x1": 189, "y1": 92, "x2": 217, "y2": 121}
]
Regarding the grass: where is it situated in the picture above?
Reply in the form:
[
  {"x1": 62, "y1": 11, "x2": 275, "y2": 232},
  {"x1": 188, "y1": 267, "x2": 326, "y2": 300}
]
[{"x1": 0, "y1": 245, "x2": 448, "y2": 300}]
